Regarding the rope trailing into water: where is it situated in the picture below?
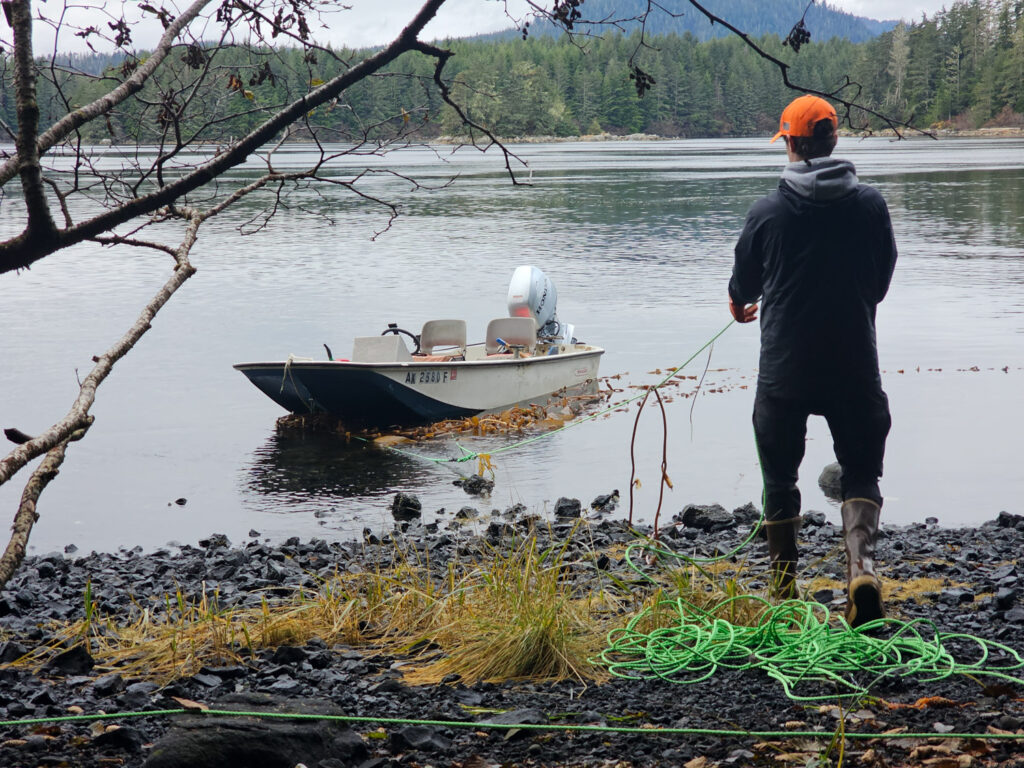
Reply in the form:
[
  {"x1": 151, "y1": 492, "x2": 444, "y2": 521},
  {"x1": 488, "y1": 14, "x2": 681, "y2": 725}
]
[
  {"x1": 360, "y1": 320, "x2": 737, "y2": 467},
  {"x1": 598, "y1": 539, "x2": 1024, "y2": 703},
  {"x1": 3, "y1": 707, "x2": 1024, "y2": 741}
]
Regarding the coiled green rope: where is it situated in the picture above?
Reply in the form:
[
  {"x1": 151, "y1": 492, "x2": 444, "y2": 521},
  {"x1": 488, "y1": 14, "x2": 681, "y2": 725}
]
[{"x1": 600, "y1": 540, "x2": 1024, "y2": 702}]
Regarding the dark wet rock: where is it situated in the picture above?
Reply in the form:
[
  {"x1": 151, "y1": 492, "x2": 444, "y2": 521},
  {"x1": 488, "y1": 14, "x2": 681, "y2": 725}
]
[
  {"x1": 92, "y1": 673, "x2": 125, "y2": 697},
  {"x1": 486, "y1": 520, "x2": 515, "y2": 543},
  {"x1": 29, "y1": 688, "x2": 55, "y2": 706},
  {"x1": 389, "y1": 725, "x2": 451, "y2": 753},
  {"x1": 0, "y1": 641, "x2": 28, "y2": 664},
  {"x1": 994, "y1": 714, "x2": 1024, "y2": 731},
  {"x1": 996, "y1": 588, "x2": 1017, "y2": 610},
  {"x1": 1004, "y1": 606, "x2": 1024, "y2": 623},
  {"x1": 553, "y1": 497, "x2": 582, "y2": 519},
  {"x1": 143, "y1": 694, "x2": 366, "y2": 768},
  {"x1": 453, "y1": 474, "x2": 494, "y2": 496},
  {"x1": 996, "y1": 511, "x2": 1024, "y2": 529},
  {"x1": 191, "y1": 673, "x2": 222, "y2": 688},
  {"x1": 370, "y1": 677, "x2": 404, "y2": 694},
  {"x1": 590, "y1": 490, "x2": 619, "y2": 512},
  {"x1": 802, "y1": 511, "x2": 827, "y2": 527},
  {"x1": 817, "y1": 462, "x2": 842, "y2": 501},
  {"x1": 198, "y1": 533, "x2": 230, "y2": 550},
  {"x1": 391, "y1": 493, "x2": 422, "y2": 520},
  {"x1": 483, "y1": 707, "x2": 546, "y2": 726},
  {"x1": 504, "y1": 502, "x2": 528, "y2": 519},
  {"x1": 271, "y1": 646, "x2": 308, "y2": 665},
  {"x1": 731, "y1": 502, "x2": 761, "y2": 524},
  {"x1": 675, "y1": 503, "x2": 736, "y2": 532},
  {"x1": 118, "y1": 681, "x2": 160, "y2": 710},
  {"x1": 940, "y1": 588, "x2": 974, "y2": 605},
  {"x1": 812, "y1": 588, "x2": 836, "y2": 604},
  {"x1": 454, "y1": 506, "x2": 479, "y2": 521},
  {"x1": 263, "y1": 560, "x2": 290, "y2": 584},
  {"x1": 93, "y1": 725, "x2": 145, "y2": 752},
  {"x1": 43, "y1": 645, "x2": 94, "y2": 675}
]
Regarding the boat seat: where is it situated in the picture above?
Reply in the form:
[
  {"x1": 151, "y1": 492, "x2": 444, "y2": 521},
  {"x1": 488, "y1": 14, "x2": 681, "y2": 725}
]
[
  {"x1": 419, "y1": 319, "x2": 467, "y2": 356},
  {"x1": 351, "y1": 334, "x2": 414, "y2": 363},
  {"x1": 485, "y1": 317, "x2": 537, "y2": 354}
]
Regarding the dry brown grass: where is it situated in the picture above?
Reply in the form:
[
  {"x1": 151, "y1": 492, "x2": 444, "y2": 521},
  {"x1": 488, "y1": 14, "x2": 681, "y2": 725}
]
[
  {"x1": 10, "y1": 531, "x2": 908, "y2": 687},
  {"x1": 804, "y1": 574, "x2": 971, "y2": 607},
  {"x1": 11, "y1": 525, "x2": 645, "y2": 686}
]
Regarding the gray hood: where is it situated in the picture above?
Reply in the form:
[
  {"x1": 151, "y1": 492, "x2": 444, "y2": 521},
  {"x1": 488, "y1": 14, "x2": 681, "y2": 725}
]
[{"x1": 781, "y1": 157, "x2": 858, "y2": 201}]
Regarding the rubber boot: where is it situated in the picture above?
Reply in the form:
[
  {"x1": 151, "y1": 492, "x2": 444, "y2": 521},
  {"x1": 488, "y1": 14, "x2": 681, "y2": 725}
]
[
  {"x1": 842, "y1": 498, "x2": 885, "y2": 628},
  {"x1": 764, "y1": 516, "x2": 801, "y2": 600}
]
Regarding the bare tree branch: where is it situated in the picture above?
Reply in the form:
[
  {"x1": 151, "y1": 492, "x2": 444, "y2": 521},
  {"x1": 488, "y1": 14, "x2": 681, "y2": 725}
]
[
  {"x1": 0, "y1": 0, "x2": 452, "y2": 274},
  {"x1": 0, "y1": 0, "x2": 211, "y2": 188},
  {"x1": 0, "y1": 217, "x2": 199, "y2": 488},
  {"x1": 0, "y1": 442, "x2": 70, "y2": 587},
  {"x1": 413, "y1": 39, "x2": 530, "y2": 184}
]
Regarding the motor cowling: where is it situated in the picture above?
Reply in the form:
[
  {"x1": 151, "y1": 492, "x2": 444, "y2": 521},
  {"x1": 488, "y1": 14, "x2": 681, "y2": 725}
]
[{"x1": 506, "y1": 266, "x2": 574, "y2": 343}]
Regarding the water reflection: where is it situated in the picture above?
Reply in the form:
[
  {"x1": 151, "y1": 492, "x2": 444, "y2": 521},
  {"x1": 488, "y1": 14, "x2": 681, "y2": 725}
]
[
  {"x1": 885, "y1": 169, "x2": 1024, "y2": 245},
  {"x1": 244, "y1": 430, "x2": 434, "y2": 502}
]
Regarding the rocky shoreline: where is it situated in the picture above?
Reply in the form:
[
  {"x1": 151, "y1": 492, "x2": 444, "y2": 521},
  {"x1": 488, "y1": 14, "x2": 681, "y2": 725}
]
[{"x1": 3, "y1": 498, "x2": 1024, "y2": 767}]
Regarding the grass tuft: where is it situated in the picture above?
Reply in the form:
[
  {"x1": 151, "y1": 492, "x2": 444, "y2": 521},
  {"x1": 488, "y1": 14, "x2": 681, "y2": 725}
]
[{"x1": 4, "y1": 526, "x2": 883, "y2": 687}]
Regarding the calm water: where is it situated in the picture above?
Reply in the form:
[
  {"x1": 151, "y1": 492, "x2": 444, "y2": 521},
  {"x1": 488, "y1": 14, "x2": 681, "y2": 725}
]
[{"x1": 1, "y1": 137, "x2": 1022, "y2": 554}]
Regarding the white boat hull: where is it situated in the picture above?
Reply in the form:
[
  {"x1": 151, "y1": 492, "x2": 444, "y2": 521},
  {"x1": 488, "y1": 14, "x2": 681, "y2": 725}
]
[{"x1": 235, "y1": 345, "x2": 603, "y2": 428}]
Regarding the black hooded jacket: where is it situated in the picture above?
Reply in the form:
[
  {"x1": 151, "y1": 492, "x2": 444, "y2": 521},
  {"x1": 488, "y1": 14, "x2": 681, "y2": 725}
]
[{"x1": 729, "y1": 157, "x2": 897, "y2": 400}]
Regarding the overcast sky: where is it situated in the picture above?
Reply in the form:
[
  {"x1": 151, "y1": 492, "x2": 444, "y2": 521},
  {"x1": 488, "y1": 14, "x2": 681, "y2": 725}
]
[{"x1": 19, "y1": 0, "x2": 953, "y2": 55}]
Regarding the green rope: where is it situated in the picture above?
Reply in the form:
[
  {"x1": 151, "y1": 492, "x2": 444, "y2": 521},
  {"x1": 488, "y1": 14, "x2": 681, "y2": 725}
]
[
  {"x1": 3, "y1": 707, "x2": 1024, "y2": 741},
  {"x1": 598, "y1": 538, "x2": 1024, "y2": 703},
  {"x1": 356, "y1": 321, "x2": 737, "y2": 467}
]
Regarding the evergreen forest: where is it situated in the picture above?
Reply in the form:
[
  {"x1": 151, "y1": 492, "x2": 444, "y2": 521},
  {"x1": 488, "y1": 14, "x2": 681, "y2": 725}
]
[{"x1": 2, "y1": 0, "x2": 1022, "y2": 142}]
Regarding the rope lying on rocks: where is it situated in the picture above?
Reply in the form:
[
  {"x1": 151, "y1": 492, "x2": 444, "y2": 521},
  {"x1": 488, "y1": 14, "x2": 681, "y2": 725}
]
[
  {"x1": 3, "y1": 707, "x2": 1024, "y2": 741},
  {"x1": 599, "y1": 540, "x2": 1024, "y2": 703}
]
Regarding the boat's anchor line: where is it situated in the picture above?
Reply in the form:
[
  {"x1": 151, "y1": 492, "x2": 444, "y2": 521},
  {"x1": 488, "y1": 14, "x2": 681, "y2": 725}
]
[{"x1": 280, "y1": 354, "x2": 316, "y2": 411}]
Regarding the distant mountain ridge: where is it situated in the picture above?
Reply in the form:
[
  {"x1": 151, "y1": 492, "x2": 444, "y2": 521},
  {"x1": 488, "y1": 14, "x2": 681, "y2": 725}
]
[{"x1": 486, "y1": 0, "x2": 897, "y2": 44}]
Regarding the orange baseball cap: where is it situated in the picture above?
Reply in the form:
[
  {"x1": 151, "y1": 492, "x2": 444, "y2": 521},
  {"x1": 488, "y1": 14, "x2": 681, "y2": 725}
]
[{"x1": 770, "y1": 95, "x2": 838, "y2": 143}]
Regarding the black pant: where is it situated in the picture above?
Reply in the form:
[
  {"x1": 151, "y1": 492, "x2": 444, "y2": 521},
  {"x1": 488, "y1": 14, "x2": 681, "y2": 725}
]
[{"x1": 752, "y1": 388, "x2": 891, "y2": 521}]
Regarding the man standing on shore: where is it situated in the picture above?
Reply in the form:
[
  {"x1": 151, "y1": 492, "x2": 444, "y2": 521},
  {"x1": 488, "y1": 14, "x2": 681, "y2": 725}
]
[{"x1": 728, "y1": 94, "x2": 898, "y2": 628}]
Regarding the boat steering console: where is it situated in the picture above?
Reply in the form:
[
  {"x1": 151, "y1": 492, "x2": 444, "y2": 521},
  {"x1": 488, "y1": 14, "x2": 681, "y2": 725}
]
[{"x1": 380, "y1": 323, "x2": 421, "y2": 354}]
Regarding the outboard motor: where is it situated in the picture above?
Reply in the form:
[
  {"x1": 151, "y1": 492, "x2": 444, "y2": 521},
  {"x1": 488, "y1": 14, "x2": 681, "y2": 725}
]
[{"x1": 506, "y1": 265, "x2": 575, "y2": 344}]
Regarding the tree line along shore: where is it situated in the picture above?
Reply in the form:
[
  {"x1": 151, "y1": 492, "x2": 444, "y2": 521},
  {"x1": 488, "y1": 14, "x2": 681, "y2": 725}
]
[{"x1": 5, "y1": 0, "x2": 1021, "y2": 145}]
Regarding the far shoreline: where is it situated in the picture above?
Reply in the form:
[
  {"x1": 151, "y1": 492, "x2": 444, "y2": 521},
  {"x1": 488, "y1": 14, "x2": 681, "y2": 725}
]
[
  {"x1": 435, "y1": 126, "x2": 1024, "y2": 143},
  {"x1": 53, "y1": 127, "x2": 1024, "y2": 150}
]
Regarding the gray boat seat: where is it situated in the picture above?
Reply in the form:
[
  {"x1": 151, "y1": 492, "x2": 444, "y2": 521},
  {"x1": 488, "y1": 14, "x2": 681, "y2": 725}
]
[
  {"x1": 419, "y1": 319, "x2": 467, "y2": 356},
  {"x1": 351, "y1": 334, "x2": 414, "y2": 362},
  {"x1": 485, "y1": 317, "x2": 537, "y2": 354}
]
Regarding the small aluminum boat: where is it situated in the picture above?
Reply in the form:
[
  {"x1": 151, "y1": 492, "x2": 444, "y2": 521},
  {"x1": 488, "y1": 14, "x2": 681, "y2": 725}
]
[{"x1": 235, "y1": 267, "x2": 604, "y2": 429}]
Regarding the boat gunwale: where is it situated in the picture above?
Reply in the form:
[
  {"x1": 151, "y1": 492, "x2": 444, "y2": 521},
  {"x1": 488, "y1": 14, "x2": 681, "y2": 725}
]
[{"x1": 234, "y1": 346, "x2": 604, "y2": 371}]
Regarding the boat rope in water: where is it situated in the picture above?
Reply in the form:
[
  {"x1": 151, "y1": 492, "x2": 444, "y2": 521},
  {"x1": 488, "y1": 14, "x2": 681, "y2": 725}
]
[{"x1": 351, "y1": 319, "x2": 736, "y2": 471}]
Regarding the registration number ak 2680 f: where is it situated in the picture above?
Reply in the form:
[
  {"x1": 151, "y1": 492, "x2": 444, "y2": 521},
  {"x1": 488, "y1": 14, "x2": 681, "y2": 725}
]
[{"x1": 404, "y1": 369, "x2": 456, "y2": 384}]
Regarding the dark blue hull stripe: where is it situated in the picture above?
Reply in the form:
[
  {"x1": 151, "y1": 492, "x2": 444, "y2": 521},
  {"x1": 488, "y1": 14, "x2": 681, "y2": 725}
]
[{"x1": 238, "y1": 366, "x2": 479, "y2": 428}]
